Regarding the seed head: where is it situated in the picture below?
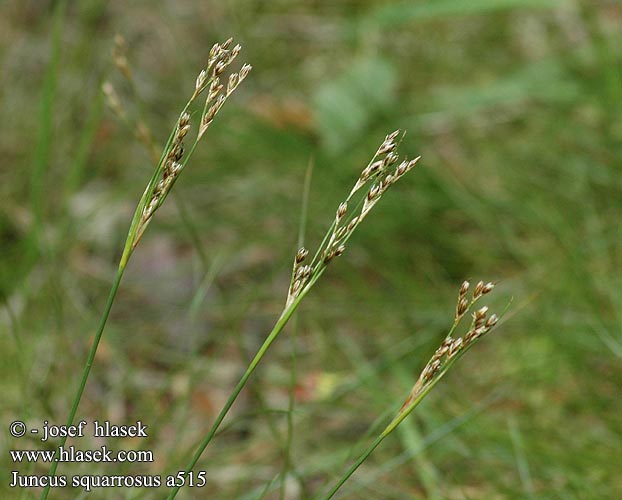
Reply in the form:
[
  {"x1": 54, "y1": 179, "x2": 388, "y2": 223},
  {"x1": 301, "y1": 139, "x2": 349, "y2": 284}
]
[
  {"x1": 337, "y1": 202, "x2": 348, "y2": 219},
  {"x1": 486, "y1": 314, "x2": 499, "y2": 328}
]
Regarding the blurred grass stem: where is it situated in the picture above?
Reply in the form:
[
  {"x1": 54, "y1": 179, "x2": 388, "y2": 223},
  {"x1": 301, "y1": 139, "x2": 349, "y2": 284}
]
[
  {"x1": 40, "y1": 265, "x2": 125, "y2": 500},
  {"x1": 166, "y1": 283, "x2": 316, "y2": 500}
]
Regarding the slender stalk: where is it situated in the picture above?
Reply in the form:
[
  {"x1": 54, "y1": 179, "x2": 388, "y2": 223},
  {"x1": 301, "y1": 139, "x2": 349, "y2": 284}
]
[
  {"x1": 40, "y1": 264, "x2": 125, "y2": 500},
  {"x1": 317, "y1": 374, "x2": 437, "y2": 500},
  {"x1": 167, "y1": 131, "x2": 419, "y2": 499},
  {"x1": 280, "y1": 160, "x2": 314, "y2": 500},
  {"x1": 39, "y1": 38, "x2": 249, "y2": 500},
  {"x1": 166, "y1": 287, "x2": 312, "y2": 500},
  {"x1": 319, "y1": 433, "x2": 386, "y2": 500},
  {"x1": 316, "y1": 281, "x2": 505, "y2": 499}
]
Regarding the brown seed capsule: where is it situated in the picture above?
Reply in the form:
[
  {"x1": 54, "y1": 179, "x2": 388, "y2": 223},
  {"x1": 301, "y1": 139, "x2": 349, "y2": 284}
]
[
  {"x1": 359, "y1": 166, "x2": 372, "y2": 183},
  {"x1": 475, "y1": 306, "x2": 488, "y2": 319},
  {"x1": 239, "y1": 64, "x2": 252, "y2": 79},
  {"x1": 179, "y1": 112, "x2": 191, "y2": 128},
  {"x1": 473, "y1": 281, "x2": 484, "y2": 298},
  {"x1": 178, "y1": 124, "x2": 191, "y2": 140},
  {"x1": 448, "y1": 337, "x2": 463, "y2": 357},
  {"x1": 435, "y1": 343, "x2": 449, "y2": 358},
  {"x1": 347, "y1": 217, "x2": 359, "y2": 232},
  {"x1": 465, "y1": 329, "x2": 477, "y2": 342},
  {"x1": 367, "y1": 185, "x2": 380, "y2": 201},
  {"x1": 485, "y1": 314, "x2": 499, "y2": 328},
  {"x1": 383, "y1": 151, "x2": 398, "y2": 167},
  {"x1": 408, "y1": 157, "x2": 420, "y2": 170},
  {"x1": 228, "y1": 72, "x2": 239, "y2": 92},
  {"x1": 460, "y1": 281, "x2": 470, "y2": 297},
  {"x1": 171, "y1": 161, "x2": 183, "y2": 174},
  {"x1": 430, "y1": 358, "x2": 441, "y2": 373},
  {"x1": 378, "y1": 141, "x2": 395, "y2": 155},
  {"x1": 369, "y1": 160, "x2": 383, "y2": 173},
  {"x1": 195, "y1": 69, "x2": 207, "y2": 92},
  {"x1": 482, "y1": 282, "x2": 495, "y2": 294},
  {"x1": 472, "y1": 326, "x2": 486, "y2": 339},
  {"x1": 387, "y1": 130, "x2": 400, "y2": 142},
  {"x1": 396, "y1": 160, "x2": 409, "y2": 176},
  {"x1": 337, "y1": 202, "x2": 348, "y2": 219},
  {"x1": 457, "y1": 297, "x2": 469, "y2": 317},
  {"x1": 295, "y1": 247, "x2": 308, "y2": 264},
  {"x1": 334, "y1": 244, "x2": 346, "y2": 257}
]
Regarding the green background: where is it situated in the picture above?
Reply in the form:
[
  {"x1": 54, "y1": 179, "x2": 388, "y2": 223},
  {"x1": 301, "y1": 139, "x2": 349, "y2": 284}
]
[{"x1": 1, "y1": 0, "x2": 621, "y2": 498}]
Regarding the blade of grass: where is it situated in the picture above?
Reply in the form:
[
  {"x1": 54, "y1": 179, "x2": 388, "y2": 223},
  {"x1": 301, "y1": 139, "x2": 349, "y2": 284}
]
[
  {"x1": 166, "y1": 131, "x2": 420, "y2": 499},
  {"x1": 317, "y1": 285, "x2": 507, "y2": 499},
  {"x1": 393, "y1": 371, "x2": 443, "y2": 499},
  {"x1": 63, "y1": 90, "x2": 105, "y2": 198},
  {"x1": 279, "y1": 158, "x2": 314, "y2": 500},
  {"x1": 508, "y1": 416, "x2": 535, "y2": 498},
  {"x1": 41, "y1": 39, "x2": 250, "y2": 499},
  {"x1": 166, "y1": 286, "x2": 315, "y2": 500},
  {"x1": 30, "y1": 0, "x2": 67, "y2": 248},
  {"x1": 40, "y1": 264, "x2": 124, "y2": 499}
]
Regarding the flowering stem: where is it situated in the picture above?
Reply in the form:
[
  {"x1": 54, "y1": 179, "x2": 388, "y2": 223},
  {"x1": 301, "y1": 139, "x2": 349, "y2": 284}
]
[
  {"x1": 40, "y1": 264, "x2": 126, "y2": 500},
  {"x1": 166, "y1": 285, "x2": 314, "y2": 500}
]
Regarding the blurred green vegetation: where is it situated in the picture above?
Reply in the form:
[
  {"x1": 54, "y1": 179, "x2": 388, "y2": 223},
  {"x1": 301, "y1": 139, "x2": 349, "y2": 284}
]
[{"x1": 1, "y1": 0, "x2": 621, "y2": 498}]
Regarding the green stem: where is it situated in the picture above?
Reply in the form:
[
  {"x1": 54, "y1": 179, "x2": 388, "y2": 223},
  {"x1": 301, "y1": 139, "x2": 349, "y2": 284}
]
[
  {"x1": 317, "y1": 353, "x2": 453, "y2": 500},
  {"x1": 30, "y1": 0, "x2": 66, "y2": 247},
  {"x1": 166, "y1": 287, "x2": 312, "y2": 500},
  {"x1": 40, "y1": 264, "x2": 126, "y2": 500},
  {"x1": 279, "y1": 158, "x2": 314, "y2": 500},
  {"x1": 319, "y1": 433, "x2": 387, "y2": 500}
]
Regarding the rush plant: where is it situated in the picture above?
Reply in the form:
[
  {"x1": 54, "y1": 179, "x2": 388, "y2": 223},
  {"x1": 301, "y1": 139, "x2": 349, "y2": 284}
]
[
  {"x1": 319, "y1": 280, "x2": 504, "y2": 499},
  {"x1": 166, "y1": 129, "x2": 421, "y2": 499},
  {"x1": 41, "y1": 38, "x2": 251, "y2": 500},
  {"x1": 41, "y1": 36, "x2": 506, "y2": 500}
]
